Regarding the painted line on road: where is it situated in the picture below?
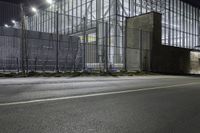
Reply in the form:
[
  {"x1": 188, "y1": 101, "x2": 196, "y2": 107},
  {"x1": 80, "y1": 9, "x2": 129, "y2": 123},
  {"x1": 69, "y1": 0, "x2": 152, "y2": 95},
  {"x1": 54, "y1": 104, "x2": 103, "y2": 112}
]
[{"x1": 0, "y1": 82, "x2": 199, "y2": 107}]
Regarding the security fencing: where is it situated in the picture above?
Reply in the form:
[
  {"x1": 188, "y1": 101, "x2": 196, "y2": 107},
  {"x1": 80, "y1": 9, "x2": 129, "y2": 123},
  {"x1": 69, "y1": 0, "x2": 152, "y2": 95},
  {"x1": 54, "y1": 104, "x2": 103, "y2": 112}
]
[
  {"x1": 0, "y1": 4, "x2": 152, "y2": 73},
  {"x1": 26, "y1": 9, "x2": 126, "y2": 72},
  {"x1": 1, "y1": 0, "x2": 200, "y2": 74},
  {"x1": 0, "y1": 27, "x2": 82, "y2": 73},
  {"x1": 0, "y1": 26, "x2": 152, "y2": 73}
]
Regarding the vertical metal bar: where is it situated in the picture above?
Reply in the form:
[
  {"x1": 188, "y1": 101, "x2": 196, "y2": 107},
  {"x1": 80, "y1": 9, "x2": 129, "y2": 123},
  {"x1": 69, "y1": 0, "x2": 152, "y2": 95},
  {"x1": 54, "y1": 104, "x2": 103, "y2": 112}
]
[
  {"x1": 90, "y1": 0, "x2": 92, "y2": 28},
  {"x1": 108, "y1": 0, "x2": 111, "y2": 67},
  {"x1": 83, "y1": 17, "x2": 86, "y2": 71},
  {"x1": 20, "y1": 3, "x2": 25, "y2": 74},
  {"x1": 176, "y1": 0, "x2": 178, "y2": 47},
  {"x1": 76, "y1": 0, "x2": 78, "y2": 32},
  {"x1": 124, "y1": 18, "x2": 127, "y2": 72},
  {"x1": 67, "y1": 0, "x2": 70, "y2": 34},
  {"x1": 17, "y1": 57, "x2": 19, "y2": 73},
  {"x1": 34, "y1": 57, "x2": 37, "y2": 72},
  {"x1": 183, "y1": 2, "x2": 185, "y2": 48},
  {"x1": 149, "y1": 31, "x2": 152, "y2": 72},
  {"x1": 115, "y1": 0, "x2": 118, "y2": 64},
  {"x1": 72, "y1": 0, "x2": 74, "y2": 33},
  {"x1": 168, "y1": 0, "x2": 171, "y2": 46},
  {"x1": 96, "y1": 0, "x2": 100, "y2": 64},
  {"x1": 56, "y1": 11, "x2": 59, "y2": 72},
  {"x1": 102, "y1": 0, "x2": 105, "y2": 71},
  {"x1": 105, "y1": 22, "x2": 108, "y2": 72},
  {"x1": 122, "y1": 0, "x2": 125, "y2": 71},
  {"x1": 139, "y1": 29, "x2": 143, "y2": 71},
  {"x1": 25, "y1": 29, "x2": 28, "y2": 73},
  {"x1": 64, "y1": 0, "x2": 66, "y2": 34}
]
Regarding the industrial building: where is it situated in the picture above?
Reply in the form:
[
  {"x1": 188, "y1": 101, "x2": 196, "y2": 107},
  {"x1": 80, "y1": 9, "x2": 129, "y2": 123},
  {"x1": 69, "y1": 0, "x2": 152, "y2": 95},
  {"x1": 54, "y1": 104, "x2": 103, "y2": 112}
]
[
  {"x1": 27, "y1": 0, "x2": 200, "y2": 48},
  {"x1": 1, "y1": 0, "x2": 200, "y2": 73},
  {"x1": 24, "y1": 0, "x2": 200, "y2": 73}
]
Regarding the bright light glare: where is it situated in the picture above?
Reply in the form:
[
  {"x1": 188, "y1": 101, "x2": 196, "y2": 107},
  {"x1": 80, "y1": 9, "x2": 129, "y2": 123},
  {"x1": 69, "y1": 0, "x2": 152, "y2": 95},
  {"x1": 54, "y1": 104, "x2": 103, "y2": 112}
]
[
  {"x1": 31, "y1": 7, "x2": 37, "y2": 13},
  {"x1": 4, "y1": 24, "x2": 9, "y2": 28},
  {"x1": 46, "y1": 0, "x2": 53, "y2": 4},
  {"x1": 11, "y1": 20, "x2": 16, "y2": 24}
]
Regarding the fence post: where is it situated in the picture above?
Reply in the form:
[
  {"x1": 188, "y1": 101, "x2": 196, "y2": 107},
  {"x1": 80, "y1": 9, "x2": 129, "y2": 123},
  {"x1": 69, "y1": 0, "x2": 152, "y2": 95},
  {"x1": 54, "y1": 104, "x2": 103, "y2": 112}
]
[
  {"x1": 149, "y1": 31, "x2": 152, "y2": 72},
  {"x1": 65, "y1": 56, "x2": 67, "y2": 72},
  {"x1": 105, "y1": 22, "x2": 108, "y2": 72},
  {"x1": 56, "y1": 10, "x2": 59, "y2": 73},
  {"x1": 83, "y1": 17, "x2": 86, "y2": 71},
  {"x1": 34, "y1": 57, "x2": 37, "y2": 72},
  {"x1": 139, "y1": 29, "x2": 143, "y2": 71},
  {"x1": 25, "y1": 30, "x2": 28, "y2": 73},
  {"x1": 124, "y1": 18, "x2": 128, "y2": 72},
  {"x1": 17, "y1": 57, "x2": 19, "y2": 73},
  {"x1": 20, "y1": 4, "x2": 25, "y2": 74}
]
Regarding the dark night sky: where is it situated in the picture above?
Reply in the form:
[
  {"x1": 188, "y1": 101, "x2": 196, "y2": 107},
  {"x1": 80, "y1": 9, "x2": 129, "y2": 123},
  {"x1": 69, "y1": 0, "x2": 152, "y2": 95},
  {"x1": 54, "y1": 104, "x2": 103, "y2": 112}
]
[
  {"x1": 0, "y1": 0, "x2": 200, "y2": 7},
  {"x1": 0, "y1": 0, "x2": 200, "y2": 26},
  {"x1": 0, "y1": 0, "x2": 46, "y2": 8},
  {"x1": 0, "y1": 0, "x2": 39, "y2": 5}
]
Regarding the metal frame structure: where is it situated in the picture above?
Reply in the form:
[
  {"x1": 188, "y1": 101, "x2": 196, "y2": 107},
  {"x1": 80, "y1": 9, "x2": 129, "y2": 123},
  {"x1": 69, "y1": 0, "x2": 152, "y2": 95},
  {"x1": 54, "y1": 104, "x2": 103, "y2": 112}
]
[{"x1": 26, "y1": 0, "x2": 200, "y2": 70}]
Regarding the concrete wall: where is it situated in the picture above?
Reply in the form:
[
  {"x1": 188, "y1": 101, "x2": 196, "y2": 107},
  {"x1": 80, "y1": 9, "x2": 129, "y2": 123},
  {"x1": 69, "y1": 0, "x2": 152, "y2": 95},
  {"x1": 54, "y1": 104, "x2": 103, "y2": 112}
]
[
  {"x1": 151, "y1": 46, "x2": 190, "y2": 74},
  {"x1": 0, "y1": 27, "x2": 82, "y2": 72},
  {"x1": 190, "y1": 51, "x2": 200, "y2": 74},
  {"x1": 126, "y1": 12, "x2": 160, "y2": 71},
  {"x1": 126, "y1": 12, "x2": 200, "y2": 74}
]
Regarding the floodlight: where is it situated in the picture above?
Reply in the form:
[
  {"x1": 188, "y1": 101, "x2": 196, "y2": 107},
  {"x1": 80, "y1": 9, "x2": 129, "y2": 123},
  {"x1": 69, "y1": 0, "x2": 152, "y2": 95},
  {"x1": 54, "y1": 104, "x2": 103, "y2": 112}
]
[
  {"x1": 4, "y1": 24, "x2": 9, "y2": 28},
  {"x1": 31, "y1": 7, "x2": 38, "y2": 13},
  {"x1": 11, "y1": 20, "x2": 16, "y2": 24},
  {"x1": 46, "y1": 0, "x2": 53, "y2": 4}
]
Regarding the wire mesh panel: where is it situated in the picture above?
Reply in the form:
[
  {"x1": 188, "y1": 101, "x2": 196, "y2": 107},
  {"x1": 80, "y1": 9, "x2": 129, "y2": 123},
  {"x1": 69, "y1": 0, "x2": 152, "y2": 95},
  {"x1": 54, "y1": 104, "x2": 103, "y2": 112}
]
[
  {"x1": 0, "y1": 27, "x2": 82, "y2": 73},
  {"x1": 25, "y1": 32, "x2": 82, "y2": 72},
  {"x1": 0, "y1": 28, "x2": 20, "y2": 72},
  {"x1": 26, "y1": 5, "x2": 126, "y2": 72},
  {"x1": 58, "y1": 36, "x2": 82, "y2": 72},
  {"x1": 4, "y1": 0, "x2": 199, "y2": 73}
]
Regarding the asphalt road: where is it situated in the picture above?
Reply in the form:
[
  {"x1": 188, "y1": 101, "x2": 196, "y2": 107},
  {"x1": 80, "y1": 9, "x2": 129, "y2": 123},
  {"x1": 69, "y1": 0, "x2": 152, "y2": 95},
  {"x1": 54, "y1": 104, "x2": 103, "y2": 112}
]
[{"x1": 0, "y1": 76, "x2": 200, "y2": 133}]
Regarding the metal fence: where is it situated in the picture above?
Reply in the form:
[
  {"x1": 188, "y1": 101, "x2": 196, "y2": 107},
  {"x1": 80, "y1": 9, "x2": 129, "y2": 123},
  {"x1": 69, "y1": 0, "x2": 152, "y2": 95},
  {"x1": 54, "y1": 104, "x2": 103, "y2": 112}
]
[
  {"x1": 0, "y1": 3, "x2": 152, "y2": 73},
  {"x1": 0, "y1": 26, "x2": 152, "y2": 73},
  {"x1": 1, "y1": 0, "x2": 200, "y2": 73},
  {"x1": 25, "y1": 11, "x2": 122, "y2": 72},
  {"x1": 0, "y1": 27, "x2": 82, "y2": 73}
]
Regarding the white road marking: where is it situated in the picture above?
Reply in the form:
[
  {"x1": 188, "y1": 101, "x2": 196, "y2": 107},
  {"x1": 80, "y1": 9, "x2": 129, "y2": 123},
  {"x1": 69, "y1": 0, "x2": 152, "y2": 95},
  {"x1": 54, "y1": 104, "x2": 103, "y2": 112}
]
[{"x1": 0, "y1": 82, "x2": 199, "y2": 107}]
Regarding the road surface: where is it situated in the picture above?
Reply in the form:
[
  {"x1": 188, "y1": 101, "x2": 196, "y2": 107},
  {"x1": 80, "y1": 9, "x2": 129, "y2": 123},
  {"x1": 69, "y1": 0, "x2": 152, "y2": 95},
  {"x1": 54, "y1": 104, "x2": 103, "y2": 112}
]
[{"x1": 0, "y1": 76, "x2": 200, "y2": 133}]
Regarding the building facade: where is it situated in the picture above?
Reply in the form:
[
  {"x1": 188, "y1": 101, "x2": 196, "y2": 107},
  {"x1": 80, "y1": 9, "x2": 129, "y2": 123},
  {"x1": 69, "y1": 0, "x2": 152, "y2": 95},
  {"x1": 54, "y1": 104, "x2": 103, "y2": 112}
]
[{"x1": 26, "y1": 0, "x2": 200, "y2": 70}]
